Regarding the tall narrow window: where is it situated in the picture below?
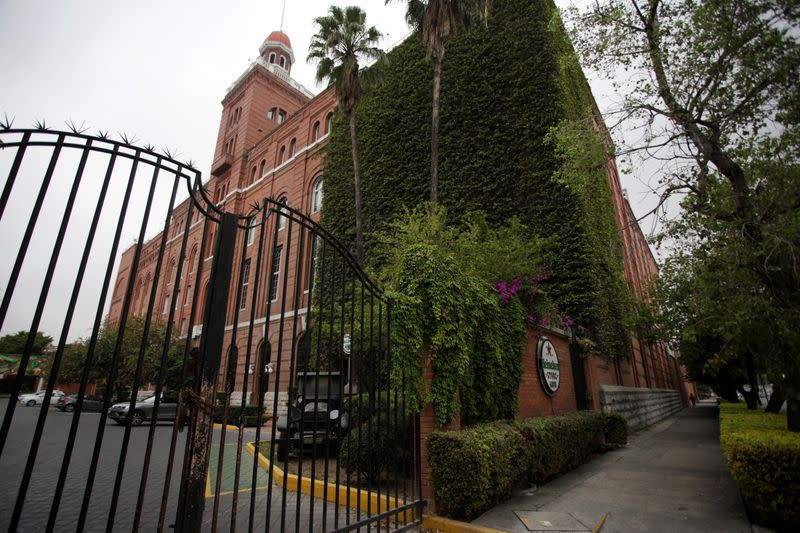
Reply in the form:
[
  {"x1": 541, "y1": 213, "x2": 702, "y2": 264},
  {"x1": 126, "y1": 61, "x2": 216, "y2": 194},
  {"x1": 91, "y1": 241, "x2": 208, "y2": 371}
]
[
  {"x1": 174, "y1": 288, "x2": 181, "y2": 311},
  {"x1": 312, "y1": 121, "x2": 321, "y2": 141},
  {"x1": 289, "y1": 138, "x2": 296, "y2": 157},
  {"x1": 269, "y1": 52, "x2": 276, "y2": 64},
  {"x1": 279, "y1": 56, "x2": 286, "y2": 68},
  {"x1": 278, "y1": 146, "x2": 285, "y2": 165},
  {"x1": 163, "y1": 295, "x2": 170, "y2": 315},
  {"x1": 246, "y1": 216, "x2": 256, "y2": 246},
  {"x1": 239, "y1": 259, "x2": 251, "y2": 310},
  {"x1": 312, "y1": 177, "x2": 323, "y2": 213},
  {"x1": 269, "y1": 246, "x2": 283, "y2": 302},
  {"x1": 250, "y1": 166, "x2": 257, "y2": 185},
  {"x1": 189, "y1": 247, "x2": 197, "y2": 274},
  {"x1": 309, "y1": 236, "x2": 319, "y2": 289},
  {"x1": 259, "y1": 159, "x2": 266, "y2": 177},
  {"x1": 184, "y1": 285, "x2": 191, "y2": 307},
  {"x1": 277, "y1": 197, "x2": 288, "y2": 230},
  {"x1": 325, "y1": 112, "x2": 334, "y2": 133},
  {"x1": 267, "y1": 107, "x2": 276, "y2": 121},
  {"x1": 278, "y1": 110, "x2": 286, "y2": 124}
]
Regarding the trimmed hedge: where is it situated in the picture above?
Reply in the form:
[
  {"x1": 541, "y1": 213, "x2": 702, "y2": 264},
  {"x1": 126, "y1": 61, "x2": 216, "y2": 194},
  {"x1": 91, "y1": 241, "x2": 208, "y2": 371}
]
[
  {"x1": 719, "y1": 402, "x2": 800, "y2": 529},
  {"x1": 427, "y1": 412, "x2": 625, "y2": 520},
  {"x1": 603, "y1": 411, "x2": 629, "y2": 449},
  {"x1": 427, "y1": 422, "x2": 524, "y2": 520}
]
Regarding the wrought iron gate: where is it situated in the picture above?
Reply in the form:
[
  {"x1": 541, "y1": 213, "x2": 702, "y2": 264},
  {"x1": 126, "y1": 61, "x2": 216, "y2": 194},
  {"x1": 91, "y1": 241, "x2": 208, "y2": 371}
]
[{"x1": 0, "y1": 126, "x2": 423, "y2": 532}]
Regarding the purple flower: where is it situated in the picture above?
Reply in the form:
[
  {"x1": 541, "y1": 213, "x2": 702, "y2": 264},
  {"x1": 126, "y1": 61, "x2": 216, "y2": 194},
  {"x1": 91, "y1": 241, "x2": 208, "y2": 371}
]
[
  {"x1": 527, "y1": 315, "x2": 535, "y2": 323},
  {"x1": 531, "y1": 274, "x2": 544, "y2": 285},
  {"x1": 538, "y1": 317, "x2": 550, "y2": 327},
  {"x1": 560, "y1": 317, "x2": 574, "y2": 328}
]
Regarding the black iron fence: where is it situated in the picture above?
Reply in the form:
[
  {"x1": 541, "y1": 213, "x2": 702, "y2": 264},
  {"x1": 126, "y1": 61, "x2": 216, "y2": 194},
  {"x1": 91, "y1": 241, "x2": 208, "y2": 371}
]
[{"x1": 0, "y1": 126, "x2": 422, "y2": 532}]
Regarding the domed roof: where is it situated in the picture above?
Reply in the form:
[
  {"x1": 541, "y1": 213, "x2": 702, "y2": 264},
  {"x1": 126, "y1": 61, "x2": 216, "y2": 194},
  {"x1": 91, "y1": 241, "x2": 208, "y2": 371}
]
[{"x1": 266, "y1": 30, "x2": 292, "y2": 49}]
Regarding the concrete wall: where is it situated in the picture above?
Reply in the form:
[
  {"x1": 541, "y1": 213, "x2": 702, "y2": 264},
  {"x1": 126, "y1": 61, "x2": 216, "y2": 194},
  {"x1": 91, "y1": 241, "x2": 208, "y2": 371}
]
[{"x1": 599, "y1": 385, "x2": 682, "y2": 432}]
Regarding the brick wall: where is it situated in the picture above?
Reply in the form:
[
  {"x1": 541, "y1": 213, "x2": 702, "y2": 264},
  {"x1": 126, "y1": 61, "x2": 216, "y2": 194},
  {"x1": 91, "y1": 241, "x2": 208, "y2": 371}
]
[{"x1": 516, "y1": 327, "x2": 576, "y2": 418}]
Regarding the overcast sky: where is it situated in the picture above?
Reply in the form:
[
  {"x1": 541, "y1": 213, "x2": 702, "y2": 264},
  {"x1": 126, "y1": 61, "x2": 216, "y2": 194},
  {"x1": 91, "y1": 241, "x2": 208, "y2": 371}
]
[{"x1": 0, "y1": 0, "x2": 662, "y2": 343}]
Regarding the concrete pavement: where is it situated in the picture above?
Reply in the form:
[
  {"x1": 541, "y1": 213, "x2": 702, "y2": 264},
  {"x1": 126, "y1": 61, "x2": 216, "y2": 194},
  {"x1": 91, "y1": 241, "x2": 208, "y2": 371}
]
[{"x1": 471, "y1": 402, "x2": 759, "y2": 533}]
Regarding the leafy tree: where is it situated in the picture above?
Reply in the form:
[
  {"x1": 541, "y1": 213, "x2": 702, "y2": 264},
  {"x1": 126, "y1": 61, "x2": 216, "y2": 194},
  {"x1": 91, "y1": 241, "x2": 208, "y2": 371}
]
[
  {"x1": 50, "y1": 316, "x2": 186, "y2": 400},
  {"x1": 567, "y1": 0, "x2": 800, "y2": 429},
  {"x1": 0, "y1": 330, "x2": 52, "y2": 354},
  {"x1": 308, "y1": 5, "x2": 385, "y2": 266},
  {"x1": 386, "y1": 0, "x2": 492, "y2": 202}
]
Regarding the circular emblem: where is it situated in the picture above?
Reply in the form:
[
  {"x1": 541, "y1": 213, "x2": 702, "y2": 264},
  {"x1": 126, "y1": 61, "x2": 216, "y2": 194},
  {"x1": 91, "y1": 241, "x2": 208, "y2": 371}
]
[{"x1": 537, "y1": 336, "x2": 560, "y2": 396}]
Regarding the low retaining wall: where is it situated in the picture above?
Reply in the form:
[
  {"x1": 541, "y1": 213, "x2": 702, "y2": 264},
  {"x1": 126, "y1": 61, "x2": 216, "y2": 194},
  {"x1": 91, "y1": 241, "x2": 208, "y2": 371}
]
[{"x1": 599, "y1": 385, "x2": 682, "y2": 432}]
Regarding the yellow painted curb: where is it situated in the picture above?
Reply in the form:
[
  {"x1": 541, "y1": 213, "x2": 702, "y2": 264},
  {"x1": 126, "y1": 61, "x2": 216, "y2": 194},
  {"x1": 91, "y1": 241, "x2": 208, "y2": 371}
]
[
  {"x1": 422, "y1": 515, "x2": 508, "y2": 533},
  {"x1": 245, "y1": 442, "x2": 416, "y2": 523},
  {"x1": 212, "y1": 422, "x2": 239, "y2": 431},
  {"x1": 592, "y1": 512, "x2": 608, "y2": 533}
]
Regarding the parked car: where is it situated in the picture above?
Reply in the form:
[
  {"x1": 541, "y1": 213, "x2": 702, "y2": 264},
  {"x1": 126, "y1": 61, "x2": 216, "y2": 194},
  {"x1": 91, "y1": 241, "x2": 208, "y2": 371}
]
[
  {"x1": 57, "y1": 394, "x2": 104, "y2": 412},
  {"x1": 276, "y1": 372, "x2": 348, "y2": 461},
  {"x1": 18, "y1": 390, "x2": 64, "y2": 406},
  {"x1": 108, "y1": 392, "x2": 179, "y2": 426}
]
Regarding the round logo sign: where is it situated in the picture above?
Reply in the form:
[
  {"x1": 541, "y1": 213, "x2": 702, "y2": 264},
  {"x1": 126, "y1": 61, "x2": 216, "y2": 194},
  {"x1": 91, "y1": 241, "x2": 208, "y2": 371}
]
[{"x1": 537, "y1": 336, "x2": 560, "y2": 396}]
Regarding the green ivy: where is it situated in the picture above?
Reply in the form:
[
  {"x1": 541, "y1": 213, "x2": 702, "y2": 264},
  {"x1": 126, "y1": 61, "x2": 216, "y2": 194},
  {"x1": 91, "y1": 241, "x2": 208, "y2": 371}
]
[{"x1": 322, "y1": 0, "x2": 633, "y2": 360}]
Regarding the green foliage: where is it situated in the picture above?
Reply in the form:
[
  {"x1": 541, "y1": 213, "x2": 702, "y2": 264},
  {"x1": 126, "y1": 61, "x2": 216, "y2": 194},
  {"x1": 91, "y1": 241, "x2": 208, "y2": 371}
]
[
  {"x1": 603, "y1": 411, "x2": 629, "y2": 449},
  {"x1": 426, "y1": 421, "x2": 524, "y2": 520},
  {"x1": 514, "y1": 412, "x2": 605, "y2": 483},
  {"x1": 339, "y1": 418, "x2": 399, "y2": 484},
  {"x1": 323, "y1": 0, "x2": 632, "y2": 359},
  {"x1": 427, "y1": 412, "x2": 615, "y2": 520},
  {"x1": 0, "y1": 330, "x2": 52, "y2": 354},
  {"x1": 53, "y1": 316, "x2": 186, "y2": 400},
  {"x1": 214, "y1": 405, "x2": 266, "y2": 427},
  {"x1": 720, "y1": 402, "x2": 800, "y2": 528}
]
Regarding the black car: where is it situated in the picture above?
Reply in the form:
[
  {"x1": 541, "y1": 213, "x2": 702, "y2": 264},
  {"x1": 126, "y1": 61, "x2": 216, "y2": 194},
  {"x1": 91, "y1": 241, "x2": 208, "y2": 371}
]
[
  {"x1": 275, "y1": 372, "x2": 349, "y2": 460},
  {"x1": 57, "y1": 394, "x2": 104, "y2": 412}
]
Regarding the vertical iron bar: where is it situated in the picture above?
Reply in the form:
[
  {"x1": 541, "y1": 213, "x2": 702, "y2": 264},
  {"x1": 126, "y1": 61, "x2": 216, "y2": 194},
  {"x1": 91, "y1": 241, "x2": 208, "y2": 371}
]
[
  {"x1": 334, "y1": 253, "x2": 347, "y2": 529},
  {"x1": 133, "y1": 181, "x2": 194, "y2": 532},
  {"x1": 0, "y1": 130, "x2": 31, "y2": 219},
  {"x1": 0, "y1": 134, "x2": 65, "y2": 454},
  {"x1": 75, "y1": 149, "x2": 145, "y2": 532},
  {"x1": 345, "y1": 275, "x2": 357, "y2": 528},
  {"x1": 321, "y1": 251, "x2": 339, "y2": 531},
  {"x1": 175, "y1": 212, "x2": 238, "y2": 532},
  {"x1": 105, "y1": 159, "x2": 177, "y2": 533},
  {"x1": 377, "y1": 300, "x2": 385, "y2": 531},
  {"x1": 356, "y1": 278, "x2": 366, "y2": 528},
  {"x1": 367, "y1": 291, "x2": 376, "y2": 533},
  {"x1": 232, "y1": 202, "x2": 267, "y2": 533},
  {"x1": 46, "y1": 143, "x2": 121, "y2": 532},
  {"x1": 158, "y1": 213, "x2": 211, "y2": 532},
  {"x1": 9, "y1": 139, "x2": 93, "y2": 531}
]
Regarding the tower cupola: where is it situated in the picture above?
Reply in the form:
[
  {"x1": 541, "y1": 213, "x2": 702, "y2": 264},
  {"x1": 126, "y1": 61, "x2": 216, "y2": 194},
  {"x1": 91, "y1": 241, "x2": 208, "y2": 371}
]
[{"x1": 259, "y1": 30, "x2": 295, "y2": 74}]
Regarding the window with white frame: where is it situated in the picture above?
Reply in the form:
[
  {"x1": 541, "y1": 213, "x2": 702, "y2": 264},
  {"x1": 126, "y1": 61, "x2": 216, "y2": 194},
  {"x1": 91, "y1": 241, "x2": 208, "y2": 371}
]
[
  {"x1": 184, "y1": 285, "x2": 191, "y2": 307},
  {"x1": 239, "y1": 259, "x2": 251, "y2": 310},
  {"x1": 278, "y1": 110, "x2": 287, "y2": 124},
  {"x1": 174, "y1": 288, "x2": 180, "y2": 311},
  {"x1": 163, "y1": 295, "x2": 170, "y2": 315},
  {"x1": 312, "y1": 178, "x2": 323, "y2": 213},
  {"x1": 277, "y1": 197, "x2": 288, "y2": 230},
  {"x1": 269, "y1": 246, "x2": 283, "y2": 301},
  {"x1": 246, "y1": 216, "x2": 256, "y2": 246}
]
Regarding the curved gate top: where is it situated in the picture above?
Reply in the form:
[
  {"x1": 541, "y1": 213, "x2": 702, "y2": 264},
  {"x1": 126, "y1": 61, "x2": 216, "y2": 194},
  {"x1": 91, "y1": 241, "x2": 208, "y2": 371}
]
[{"x1": 0, "y1": 127, "x2": 423, "y2": 532}]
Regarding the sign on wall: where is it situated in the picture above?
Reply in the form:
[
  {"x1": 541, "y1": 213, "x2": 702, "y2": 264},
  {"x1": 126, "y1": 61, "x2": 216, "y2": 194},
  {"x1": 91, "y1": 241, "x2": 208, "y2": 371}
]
[{"x1": 537, "y1": 337, "x2": 560, "y2": 396}]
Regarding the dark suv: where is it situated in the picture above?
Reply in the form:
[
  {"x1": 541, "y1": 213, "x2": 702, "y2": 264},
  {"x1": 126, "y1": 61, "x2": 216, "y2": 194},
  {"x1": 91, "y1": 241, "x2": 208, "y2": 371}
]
[{"x1": 275, "y1": 372, "x2": 349, "y2": 460}]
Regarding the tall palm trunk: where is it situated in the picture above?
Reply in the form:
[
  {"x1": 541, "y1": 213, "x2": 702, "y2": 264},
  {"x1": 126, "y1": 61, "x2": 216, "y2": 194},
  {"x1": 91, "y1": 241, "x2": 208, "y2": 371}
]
[
  {"x1": 348, "y1": 113, "x2": 365, "y2": 266},
  {"x1": 430, "y1": 52, "x2": 442, "y2": 203}
]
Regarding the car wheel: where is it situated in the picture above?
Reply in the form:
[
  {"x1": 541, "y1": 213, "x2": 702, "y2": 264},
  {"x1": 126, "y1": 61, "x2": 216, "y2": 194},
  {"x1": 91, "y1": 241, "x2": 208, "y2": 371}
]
[
  {"x1": 131, "y1": 410, "x2": 144, "y2": 426},
  {"x1": 64, "y1": 404, "x2": 75, "y2": 412},
  {"x1": 26, "y1": 400, "x2": 36, "y2": 407}
]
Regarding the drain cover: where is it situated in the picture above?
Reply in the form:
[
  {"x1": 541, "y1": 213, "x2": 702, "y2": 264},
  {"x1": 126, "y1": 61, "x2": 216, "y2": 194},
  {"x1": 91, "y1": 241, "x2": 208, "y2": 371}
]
[{"x1": 513, "y1": 511, "x2": 591, "y2": 532}]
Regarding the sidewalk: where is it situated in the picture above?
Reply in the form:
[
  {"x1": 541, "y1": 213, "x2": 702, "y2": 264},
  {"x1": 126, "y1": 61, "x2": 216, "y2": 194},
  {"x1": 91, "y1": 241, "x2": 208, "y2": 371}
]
[{"x1": 471, "y1": 402, "x2": 757, "y2": 532}]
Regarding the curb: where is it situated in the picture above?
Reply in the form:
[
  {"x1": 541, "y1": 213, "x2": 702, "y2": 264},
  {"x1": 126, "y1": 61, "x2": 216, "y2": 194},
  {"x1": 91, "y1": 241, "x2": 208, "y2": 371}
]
[
  {"x1": 422, "y1": 515, "x2": 507, "y2": 533},
  {"x1": 212, "y1": 422, "x2": 239, "y2": 431}
]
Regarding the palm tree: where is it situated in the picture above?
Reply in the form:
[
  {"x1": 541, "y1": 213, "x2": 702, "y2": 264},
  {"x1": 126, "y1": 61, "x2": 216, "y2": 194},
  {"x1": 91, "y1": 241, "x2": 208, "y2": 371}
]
[
  {"x1": 387, "y1": 0, "x2": 491, "y2": 203},
  {"x1": 309, "y1": 5, "x2": 384, "y2": 266}
]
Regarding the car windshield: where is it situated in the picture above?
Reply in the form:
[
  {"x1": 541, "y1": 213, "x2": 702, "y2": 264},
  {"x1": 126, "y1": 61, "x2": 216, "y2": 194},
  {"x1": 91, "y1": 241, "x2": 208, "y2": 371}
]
[{"x1": 143, "y1": 395, "x2": 156, "y2": 404}]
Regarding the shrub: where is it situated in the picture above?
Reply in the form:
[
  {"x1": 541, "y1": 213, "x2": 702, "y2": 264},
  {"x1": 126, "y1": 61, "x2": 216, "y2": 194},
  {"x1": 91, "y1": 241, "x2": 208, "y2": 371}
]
[
  {"x1": 339, "y1": 419, "x2": 398, "y2": 484},
  {"x1": 514, "y1": 412, "x2": 605, "y2": 483},
  {"x1": 214, "y1": 405, "x2": 266, "y2": 427},
  {"x1": 719, "y1": 402, "x2": 800, "y2": 529},
  {"x1": 344, "y1": 391, "x2": 399, "y2": 426},
  {"x1": 427, "y1": 422, "x2": 524, "y2": 520},
  {"x1": 603, "y1": 412, "x2": 628, "y2": 449}
]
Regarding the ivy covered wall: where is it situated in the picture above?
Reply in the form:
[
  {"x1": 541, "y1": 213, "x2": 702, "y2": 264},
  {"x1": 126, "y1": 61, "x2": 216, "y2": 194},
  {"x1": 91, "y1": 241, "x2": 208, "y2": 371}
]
[{"x1": 322, "y1": 0, "x2": 631, "y2": 359}]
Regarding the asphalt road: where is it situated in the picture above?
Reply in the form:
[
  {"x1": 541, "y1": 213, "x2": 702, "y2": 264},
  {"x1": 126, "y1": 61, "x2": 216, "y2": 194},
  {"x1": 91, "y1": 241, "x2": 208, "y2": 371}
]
[{"x1": 0, "y1": 397, "x2": 187, "y2": 532}]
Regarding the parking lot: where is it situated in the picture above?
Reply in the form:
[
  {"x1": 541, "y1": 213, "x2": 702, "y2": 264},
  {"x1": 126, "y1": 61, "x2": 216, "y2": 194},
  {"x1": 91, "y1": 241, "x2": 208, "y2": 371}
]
[{"x1": 0, "y1": 398, "x2": 370, "y2": 532}]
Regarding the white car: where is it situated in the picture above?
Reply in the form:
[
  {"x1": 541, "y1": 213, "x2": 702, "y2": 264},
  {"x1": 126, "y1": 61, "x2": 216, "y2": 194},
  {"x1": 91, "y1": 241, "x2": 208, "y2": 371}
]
[{"x1": 19, "y1": 390, "x2": 65, "y2": 406}]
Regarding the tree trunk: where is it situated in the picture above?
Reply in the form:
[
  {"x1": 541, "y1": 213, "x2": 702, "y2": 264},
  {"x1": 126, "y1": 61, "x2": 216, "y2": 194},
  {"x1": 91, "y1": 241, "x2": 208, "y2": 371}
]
[
  {"x1": 785, "y1": 372, "x2": 800, "y2": 432},
  {"x1": 765, "y1": 381, "x2": 784, "y2": 414},
  {"x1": 348, "y1": 113, "x2": 365, "y2": 267},
  {"x1": 719, "y1": 373, "x2": 739, "y2": 402},
  {"x1": 430, "y1": 53, "x2": 442, "y2": 203},
  {"x1": 744, "y1": 352, "x2": 759, "y2": 409}
]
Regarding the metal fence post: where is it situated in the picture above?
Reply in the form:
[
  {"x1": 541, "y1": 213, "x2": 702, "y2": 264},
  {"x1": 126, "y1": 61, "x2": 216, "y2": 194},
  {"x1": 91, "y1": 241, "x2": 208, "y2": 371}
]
[{"x1": 175, "y1": 212, "x2": 238, "y2": 531}]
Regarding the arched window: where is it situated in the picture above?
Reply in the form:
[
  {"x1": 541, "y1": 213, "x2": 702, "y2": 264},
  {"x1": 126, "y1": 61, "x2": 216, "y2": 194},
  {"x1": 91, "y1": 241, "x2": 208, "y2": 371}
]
[
  {"x1": 259, "y1": 159, "x2": 266, "y2": 177},
  {"x1": 269, "y1": 52, "x2": 276, "y2": 64},
  {"x1": 289, "y1": 138, "x2": 296, "y2": 157},
  {"x1": 189, "y1": 245, "x2": 197, "y2": 274},
  {"x1": 325, "y1": 112, "x2": 334, "y2": 134},
  {"x1": 277, "y1": 197, "x2": 288, "y2": 230},
  {"x1": 268, "y1": 107, "x2": 276, "y2": 121},
  {"x1": 312, "y1": 177, "x2": 323, "y2": 213},
  {"x1": 279, "y1": 56, "x2": 286, "y2": 68},
  {"x1": 250, "y1": 166, "x2": 257, "y2": 185},
  {"x1": 278, "y1": 109, "x2": 287, "y2": 124},
  {"x1": 278, "y1": 146, "x2": 286, "y2": 165},
  {"x1": 312, "y1": 121, "x2": 321, "y2": 142}
]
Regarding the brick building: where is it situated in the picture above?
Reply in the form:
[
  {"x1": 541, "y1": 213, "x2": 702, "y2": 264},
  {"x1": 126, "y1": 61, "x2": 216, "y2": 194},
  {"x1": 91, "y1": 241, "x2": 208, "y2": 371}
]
[{"x1": 107, "y1": 29, "x2": 691, "y2": 412}]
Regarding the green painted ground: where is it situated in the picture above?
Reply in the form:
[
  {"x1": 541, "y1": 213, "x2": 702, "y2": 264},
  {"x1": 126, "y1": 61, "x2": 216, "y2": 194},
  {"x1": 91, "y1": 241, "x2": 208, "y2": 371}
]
[{"x1": 207, "y1": 440, "x2": 270, "y2": 497}]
